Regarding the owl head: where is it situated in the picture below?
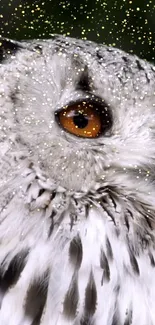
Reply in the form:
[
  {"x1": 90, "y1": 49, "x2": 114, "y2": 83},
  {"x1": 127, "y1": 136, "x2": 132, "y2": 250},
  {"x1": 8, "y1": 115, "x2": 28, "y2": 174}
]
[
  {"x1": 1, "y1": 36, "x2": 155, "y2": 199},
  {"x1": 1, "y1": 36, "x2": 155, "y2": 325}
]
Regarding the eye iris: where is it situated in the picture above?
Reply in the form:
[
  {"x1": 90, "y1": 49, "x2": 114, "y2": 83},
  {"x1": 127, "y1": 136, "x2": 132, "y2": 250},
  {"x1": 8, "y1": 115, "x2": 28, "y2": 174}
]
[
  {"x1": 56, "y1": 99, "x2": 112, "y2": 138},
  {"x1": 73, "y1": 112, "x2": 88, "y2": 129}
]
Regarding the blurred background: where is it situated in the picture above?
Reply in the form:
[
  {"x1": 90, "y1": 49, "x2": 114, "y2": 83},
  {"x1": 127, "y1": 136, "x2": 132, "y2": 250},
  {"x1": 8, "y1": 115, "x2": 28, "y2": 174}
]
[{"x1": 0, "y1": 0, "x2": 155, "y2": 62}]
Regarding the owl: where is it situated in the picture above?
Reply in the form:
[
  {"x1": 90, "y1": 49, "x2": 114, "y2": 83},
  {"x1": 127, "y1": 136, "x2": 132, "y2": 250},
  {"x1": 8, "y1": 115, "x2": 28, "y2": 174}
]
[{"x1": 0, "y1": 34, "x2": 155, "y2": 325}]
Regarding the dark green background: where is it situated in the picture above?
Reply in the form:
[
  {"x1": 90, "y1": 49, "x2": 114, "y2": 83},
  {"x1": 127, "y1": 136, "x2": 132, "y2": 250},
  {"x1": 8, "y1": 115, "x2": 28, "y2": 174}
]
[{"x1": 0, "y1": 0, "x2": 155, "y2": 62}]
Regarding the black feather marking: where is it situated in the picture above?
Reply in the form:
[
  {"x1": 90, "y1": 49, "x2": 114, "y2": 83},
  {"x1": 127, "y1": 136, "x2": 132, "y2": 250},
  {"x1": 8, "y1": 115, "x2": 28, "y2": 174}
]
[
  {"x1": 124, "y1": 214, "x2": 130, "y2": 231},
  {"x1": 84, "y1": 270, "x2": 97, "y2": 316},
  {"x1": 124, "y1": 307, "x2": 132, "y2": 325},
  {"x1": 0, "y1": 38, "x2": 20, "y2": 62},
  {"x1": 145, "y1": 215, "x2": 153, "y2": 230},
  {"x1": 69, "y1": 234, "x2": 83, "y2": 269},
  {"x1": 111, "y1": 302, "x2": 121, "y2": 325},
  {"x1": 109, "y1": 194, "x2": 117, "y2": 210},
  {"x1": 129, "y1": 249, "x2": 140, "y2": 275},
  {"x1": 96, "y1": 50, "x2": 103, "y2": 61},
  {"x1": 100, "y1": 200, "x2": 116, "y2": 226},
  {"x1": 24, "y1": 271, "x2": 49, "y2": 323},
  {"x1": 38, "y1": 189, "x2": 45, "y2": 197},
  {"x1": 10, "y1": 90, "x2": 19, "y2": 106},
  {"x1": 111, "y1": 312, "x2": 121, "y2": 325},
  {"x1": 76, "y1": 65, "x2": 91, "y2": 92},
  {"x1": 126, "y1": 209, "x2": 134, "y2": 220},
  {"x1": 114, "y1": 284, "x2": 120, "y2": 295},
  {"x1": 122, "y1": 56, "x2": 129, "y2": 63},
  {"x1": 106, "y1": 237, "x2": 113, "y2": 261},
  {"x1": 63, "y1": 273, "x2": 79, "y2": 319},
  {"x1": 136, "y1": 59, "x2": 145, "y2": 71},
  {"x1": 149, "y1": 252, "x2": 155, "y2": 267},
  {"x1": 70, "y1": 213, "x2": 78, "y2": 231},
  {"x1": 48, "y1": 209, "x2": 57, "y2": 237},
  {"x1": 136, "y1": 60, "x2": 150, "y2": 83},
  {"x1": 0, "y1": 250, "x2": 29, "y2": 295},
  {"x1": 80, "y1": 317, "x2": 94, "y2": 325},
  {"x1": 100, "y1": 248, "x2": 110, "y2": 284},
  {"x1": 31, "y1": 308, "x2": 44, "y2": 325},
  {"x1": 85, "y1": 204, "x2": 89, "y2": 218}
]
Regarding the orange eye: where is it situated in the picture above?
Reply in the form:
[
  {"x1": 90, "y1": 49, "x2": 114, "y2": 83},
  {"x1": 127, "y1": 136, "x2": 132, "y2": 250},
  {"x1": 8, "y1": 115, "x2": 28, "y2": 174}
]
[{"x1": 56, "y1": 100, "x2": 111, "y2": 138}]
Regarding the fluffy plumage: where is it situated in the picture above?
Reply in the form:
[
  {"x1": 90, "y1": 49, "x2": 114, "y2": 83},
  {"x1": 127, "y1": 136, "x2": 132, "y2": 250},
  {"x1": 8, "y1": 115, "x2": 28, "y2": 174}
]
[{"x1": 0, "y1": 35, "x2": 155, "y2": 325}]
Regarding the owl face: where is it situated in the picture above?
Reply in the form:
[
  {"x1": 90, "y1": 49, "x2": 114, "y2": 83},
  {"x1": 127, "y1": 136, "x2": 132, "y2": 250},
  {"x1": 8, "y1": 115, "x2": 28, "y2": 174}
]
[
  {"x1": 0, "y1": 37, "x2": 155, "y2": 194},
  {"x1": 1, "y1": 36, "x2": 155, "y2": 325}
]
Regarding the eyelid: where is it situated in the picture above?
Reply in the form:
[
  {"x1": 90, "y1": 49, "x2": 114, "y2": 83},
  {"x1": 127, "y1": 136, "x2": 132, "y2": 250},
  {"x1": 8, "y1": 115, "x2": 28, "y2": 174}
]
[{"x1": 55, "y1": 95, "x2": 109, "y2": 115}]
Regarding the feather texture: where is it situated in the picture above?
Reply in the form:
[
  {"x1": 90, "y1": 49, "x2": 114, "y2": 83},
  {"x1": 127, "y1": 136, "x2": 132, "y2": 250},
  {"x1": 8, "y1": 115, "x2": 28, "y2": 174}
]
[{"x1": 0, "y1": 35, "x2": 155, "y2": 324}]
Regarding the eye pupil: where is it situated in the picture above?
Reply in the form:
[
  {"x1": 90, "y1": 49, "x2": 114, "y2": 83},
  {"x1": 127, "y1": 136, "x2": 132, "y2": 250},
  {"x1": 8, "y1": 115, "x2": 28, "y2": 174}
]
[{"x1": 73, "y1": 113, "x2": 88, "y2": 129}]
